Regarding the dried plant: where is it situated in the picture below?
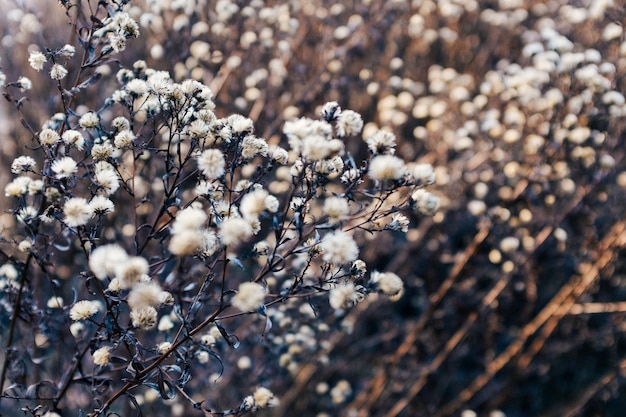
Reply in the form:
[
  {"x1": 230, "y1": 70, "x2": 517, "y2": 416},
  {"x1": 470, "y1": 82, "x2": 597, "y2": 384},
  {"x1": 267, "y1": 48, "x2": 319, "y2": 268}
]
[{"x1": 0, "y1": 1, "x2": 437, "y2": 416}]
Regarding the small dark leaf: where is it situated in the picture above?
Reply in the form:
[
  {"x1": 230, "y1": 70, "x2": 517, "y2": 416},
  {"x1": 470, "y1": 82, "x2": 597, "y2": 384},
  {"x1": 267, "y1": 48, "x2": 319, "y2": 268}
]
[
  {"x1": 215, "y1": 323, "x2": 240, "y2": 349},
  {"x1": 229, "y1": 256, "x2": 245, "y2": 270},
  {"x1": 126, "y1": 393, "x2": 143, "y2": 417},
  {"x1": 157, "y1": 371, "x2": 176, "y2": 400}
]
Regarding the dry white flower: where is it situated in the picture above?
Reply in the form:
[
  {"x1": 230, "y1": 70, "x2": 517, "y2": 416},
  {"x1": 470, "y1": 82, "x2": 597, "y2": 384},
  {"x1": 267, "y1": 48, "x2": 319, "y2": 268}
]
[
  {"x1": 197, "y1": 149, "x2": 226, "y2": 179},
  {"x1": 51, "y1": 157, "x2": 78, "y2": 179},
  {"x1": 11, "y1": 156, "x2": 36, "y2": 174},
  {"x1": 92, "y1": 346, "x2": 111, "y2": 366},
  {"x1": 79, "y1": 112, "x2": 100, "y2": 129},
  {"x1": 114, "y1": 129, "x2": 135, "y2": 148},
  {"x1": 411, "y1": 189, "x2": 440, "y2": 216},
  {"x1": 388, "y1": 213, "x2": 410, "y2": 232},
  {"x1": 271, "y1": 146, "x2": 289, "y2": 164},
  {"x1": 172, "y1": 206, "x2": 208, "y2": 233},
  {"x1": 91, "y1": 142, "x2": 115, "y2": 160},
  {"x1": 231, "y1": 282, "x2": 266, "y2": 312},
  {"x1": 130, "y1": 306, "x2": 158, "y2": 330},
  {"x1": 95, "y1": 169, "x2": 120, "y2": 195},
  {"x1": 5, "y1": 177, "x2": 31, "y2": 197},
  {"x1": 336, "y1": 110, "x2": 363, "y2": 137},
  {"x1": 252, "y1": 387, "x2": 279, "y2": 408},
  {"x1": 319, "y1": 231, "x2": 359, "y2": 264},
  {"x1": 128, "y1": 282, "x2": 163, "y2": 311},
  {"x1": 89, "y1": 244, "x2": 129, "y2": 280},
  {"x1": 90, "y1": 195, "x2": 115, "y2": 215},
  {"x1": 219, "y1": 216, "x2": 253, "y2": 246},
  {"x1": 169, "y1": 229, "x2": 204, "y2": 255},
  {"x1": 368, "y1": 155, "x2": 406, "y2": 181},
  {"x1": 115, "y1": 256, "x2": 149, "y2": 289},
  {"x1": 240, "y1": 189, "x2": 269, "y2": 219},
  {"x1": 323, "y1": 197, "x2": 350, "y2": 224},
  {"x1": 62, "y1": 130, "x2": 85, "y2": 150},
  {"x1": 241, "y1": 135, "x2": 269, "y2": 160},
  {"x1": 411, "y1": 163, "x2": 435, "y2": 185},
  {"x1": 50, "y1": 64, "x2": 68, "y2": 80},
  {"x1": 63, "y1": 197, "x2": 94, "y2": 227},
  {"x1": 17, "y1": 77, "x2": 32, "y2": 91},
  {"x1": 39, "y1": 128, "x2": 60, "y2": 146},
  {"x1": 371, "y1": 271, "x2": 404, "y2": 296},
  {"x1": 47, "y1": 296, "x2": 64, "y2": 309},
  {"x1": 70, "y1": 300, "x2": 100, "y2": 321},
  {"x1": 329, "y1": 282, "x2": 363, "y2": 310},
  {"x1": 28, "y1": 51, "x2": 47, "y2": 71},
  {"x1": 367, "y1": 130, "x2": 396, "y2": 155}
]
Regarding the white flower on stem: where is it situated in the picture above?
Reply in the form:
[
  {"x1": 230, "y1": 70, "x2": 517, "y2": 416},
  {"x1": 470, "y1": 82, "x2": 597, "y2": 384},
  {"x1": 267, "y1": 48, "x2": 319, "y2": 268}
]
[
  {"x1": 69, "y1": 300, "x2": 100, "y2": 321},
  {"x1": 11, "y1": 156, "x2": 36, "y2": 174},
  {"x1": 125, "y1": 78, "x2": 149, "y2": 96},
  {"x1": 336, "y1": 110, "x2": 363, "y2": 137},
  {"x1": 329, "y1": 282, "x2": 364, "y2": 310},
  {"x1": 271, "y1": 146, "x2": 289, "y2": 164},
  {"x1": 28, "y1": 51, "x2": 47, "y2": 71},
  {"x1": 319, "y1": 231, "x2": 359, "y2": 264},
  {"x1": 51, "y1": 157, "x2": 77, "y2": 179},
  {"x1": 115, "y1": 256, "x2": 149, "y2": 289},
  {"x1": 368, "y1": 155, "x2": 406, "y2": 181},
  {"x1": 264, "y1": 194, "x2": 279, "y2": 213},
  {"x1": 229, "y1": 114, "x2": 254, "y2": 134},
  {"x1": 321, "y1": 101, "x2": 342, "y2": 122},
  {"x1": 323, "y1": 197, "x2": 350, "y2": 225},
  {"x1": 50, "y1": 64, "x2": 68, "y2": 80},
  {"x1": 219, "y1": 216, "x2": 253, "y2": 246},
  {"x1": 169, "y1": 229, "x2": 204, "y2": 256},
  {"x1": 411, "y1": 189, "x2": 440, "y2": 216},
  {"x1": 240, "y1": 135, "x2": 269, "y2": 160},
  {"x1": 231, "y1": 282, "x2": 266, "y2": 312},
  {"x1": 5, "y1": 177, "x2": 30, "y2": 197},
  {"x1": 91, "y1": 142, "x2": 115, "y2": 160},
  {"x1": 114, "y1": 129, "x2": 135, "y2": 148},
  {"x1": 89, "y1": 195, "x2": 115, "y2": 215},
  {"x1": 171, "y1": 206, "x2": 207, "y2": 233},
  {"x1": 39, "y1": 128, "x2": 60, "y2": 146},
  {"x1": 367, "y1": 130, "x2": 397, "y2": 155},
  {"x1": 89, "y1": 244, "x2": 128, "y2": 280},
  {"x1": 410, "y1": 163, "x2": 435, "y2": 185},
  {"x1": 58, "y1": 44, "x2": 76, "y2": 58},
  {"x1": 370, "y1": 271, "x2": 404, "y2": 296},
  {"x1": 130, "y1": 306, "x2": 158, "y2": 330},
  {"x1": 252, "y1": 387, "x2": 279, "y2": 408},
  {"x1": 62, "y1": 130, "x2": 85, "y2": 150},
  {"x1": 197, "y1": 149, "x2": 225, "y2": 179},
  {"x1": 92, "y1": 346, "x2": 111, "y2": 366},
  {"x1": 95, "y1": 169, "x2": 120, "y2": 195},
  {"x1": 28, "y1": 179, "x2": 43, "y2": 195},
  {"x1": 128, "y1": 282, "x2": 163, "y2": 311},
  {"x1": 79, "y1": 112, "x2": 100, "y2": 129},
  {"x1": 388, "y1": 213, "x2": 410, "y2": 232},
  {"x1": 63, "y1": 197, "x2": 94, "y2": 227},
  {"x1": 17, "y1": 77, "x2": 32, "y2": 91},
  {"x1": 240, "y1": 189, "x2": 269, "y2": 220}
]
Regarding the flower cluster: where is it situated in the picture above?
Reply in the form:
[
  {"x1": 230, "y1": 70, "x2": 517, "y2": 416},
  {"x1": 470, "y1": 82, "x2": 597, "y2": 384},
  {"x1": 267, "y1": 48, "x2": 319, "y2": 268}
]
[{"x1": 0, "y1": 2, "x2": 438, "y2": 416}]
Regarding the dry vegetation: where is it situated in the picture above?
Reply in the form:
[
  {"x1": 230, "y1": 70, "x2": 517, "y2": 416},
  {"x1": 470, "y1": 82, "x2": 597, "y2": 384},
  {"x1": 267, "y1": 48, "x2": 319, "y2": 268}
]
[{"x1": 1, "y1": 0, "x2": 626, "y2": 416}]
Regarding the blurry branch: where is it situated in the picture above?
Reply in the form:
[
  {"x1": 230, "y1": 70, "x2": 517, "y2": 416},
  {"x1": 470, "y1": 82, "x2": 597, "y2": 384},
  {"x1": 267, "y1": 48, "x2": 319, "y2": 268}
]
[
  {"x1": 369, "y1": 161, "x2": 617, "y2": 417},
  {"x1": 348, "y1": 217, "x2": 491, "y2": 415},
  {"x1": 568, "y1": 302, "x2": 626, "y2": 314},
  {"x1": 435, "y1": 218, "x2": 626, "y2": 417},
  {"x1": 541, "y1": 358, "x2": 626, "y2": 417}
]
